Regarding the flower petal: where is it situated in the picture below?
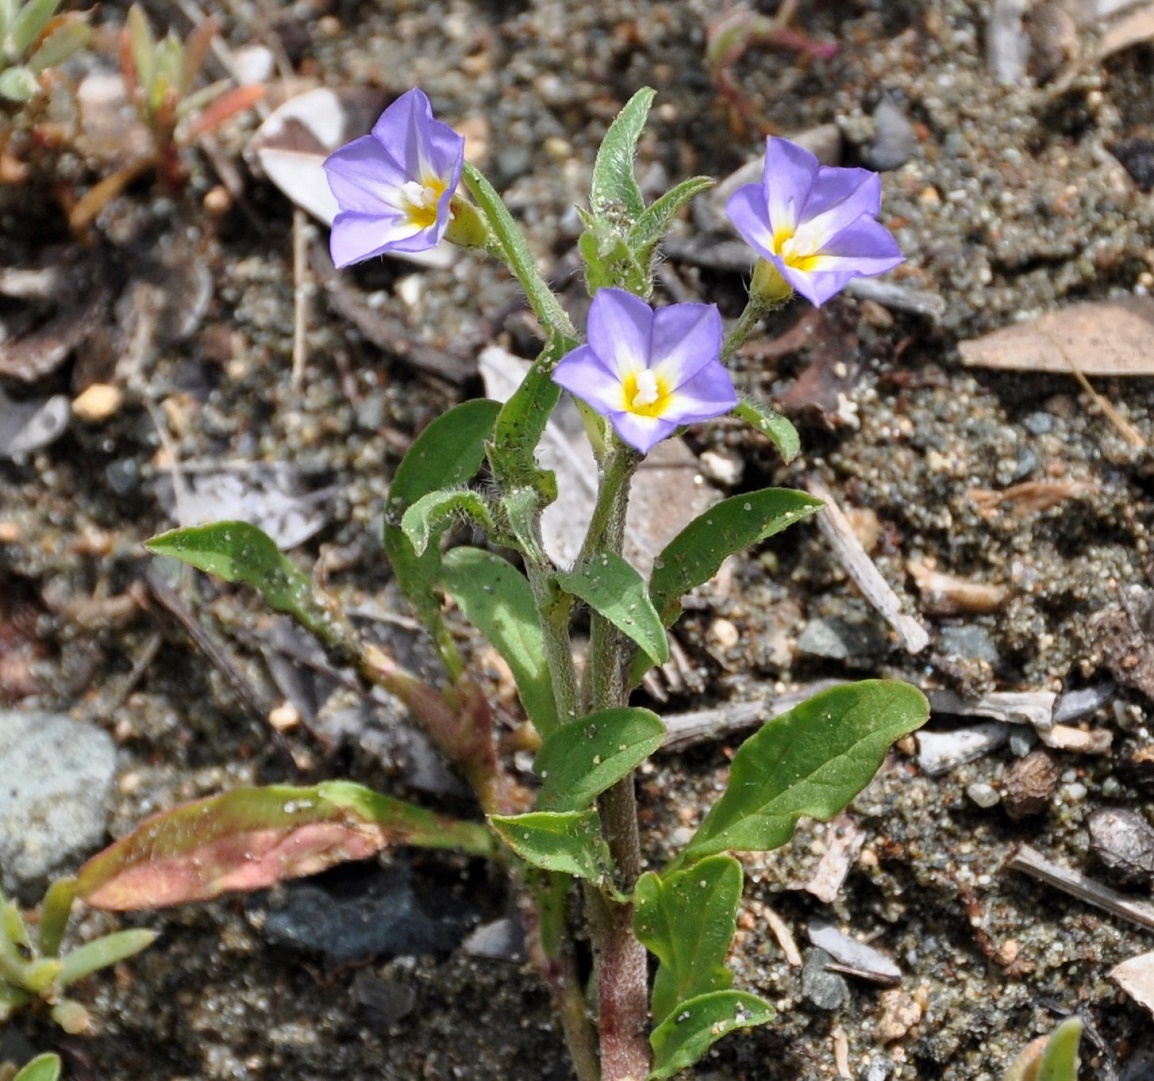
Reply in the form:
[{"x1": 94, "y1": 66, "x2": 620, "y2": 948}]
[
  {"x1": 649, "y1": 303, "x2": 723, "y2": 388},
  {"x1": 586, "y1": 288, "x2": 653, "y2": 378},
  {"x1": 329, "y1": 209, "x2": 423, "y2": 268},
  {"x1": 777, "y1": 217, "x2": 903, "y2": 305},
  {"x1": 663, "y1": 364, "x2": 738, "y2": 422},
  {"x1": 608, "y1": 410, "x2": 679, "y2": 454},
  {"x1": 726, "y1": 183, "x2": 777, "y2": 259},
  {"x1": 323, "y1": 135, "x2": 410, "y2": 214},
  {"x1": 761, "y1": 137, "x2": 819, "y2": 237},
  {"x1": 553, "y1": 345, "x2": 628, "y2": 414},
  {"x1": 793, "y1": 168, "x2": 882, "y2": 253}
]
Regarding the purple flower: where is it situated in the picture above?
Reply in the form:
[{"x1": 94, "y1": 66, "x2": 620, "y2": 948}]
[
  {"x1": 323, "y1": 88, "x2": 465, "y2": 268},
  {"x1": 553, "y1": 288, "x2": 737, "y2": 454},
  {"x1": 726, "y1": 137, "x2": 903, "y2": 306}
]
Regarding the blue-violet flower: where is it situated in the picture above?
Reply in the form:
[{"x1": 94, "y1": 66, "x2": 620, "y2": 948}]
[
  {"x1": 323, "y1": 88, "x2": 465, "y2": 268},
  {"x1": 552, "y1": 288, "x2": 737, "y2": 454},
  {"x1": 726, "y1": 137, "x2": 903, "y2": 307}
]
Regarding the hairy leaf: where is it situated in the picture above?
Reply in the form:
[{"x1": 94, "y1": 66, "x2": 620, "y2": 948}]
[
  {"x1": 733, "y1": 398, "x2": 801, "y2": 463},
  {"x1": 634, "y1": 855, "x2": 743, "y2": 1023},
  {"x1": 590, "y1": 87, "x2": 655, "y2": 227},
  {"x1": 648, "y1": 990, "x2": 774, "y2": 1079},
  {"x1": 489, "y1": 809, "x2": 610, "y2": 883},
  {"x1": 628, "y1": 175, "x2": 714, "y2": 265},
  {"x1": 400, "y1": 488, "x2": 495, "y2": 556},
  {"x1": 440, "y1": 546, "x2": 558, "y2": 736},
  {"x1": 556, "y1": 552, "x2": 668, "y2": 666},
  {"x1": 535, "y1": 707, "x2": 665, "y2": 811},
  {"x1": 679, "y1": 681, "x2": 929, "y2": 865}
]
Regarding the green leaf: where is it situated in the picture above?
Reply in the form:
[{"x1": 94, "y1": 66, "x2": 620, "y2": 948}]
[
  {"x1": 400, "y1": 487, "x2": 495, "y2": 556},
  {"x1": 383, "y1": 398, "x2": 501, "y2": 619},
  {"x1": 733, "y1": 397, "x2": 801, "y2": 463},
  {"x1": 12, "y1": 1053, "x2": 62, "y2": 1081},
  {"x1": 8, "y1": 0, "x2": 57, "y2": 55},
  {"x1": 146, "y1": 522, "x2": 337, "y2": 643},
  {"x1": 488, "y1": 360, "x2": 562, "y2": 495},
  {"x1": 461, "y1": 162, "x2": 576, "y2": 346},
  {"x1": 0, "y1": 66, "x2": 38, "y2": 101},
  {"x1": 648, "y1": 488, "x2": 821, "y2": 626},
  {"x1": 77, "y1": 782, "x2": 497, "y2": 910},
  {"x1": 489, "y1": 810, "x2": 611, "y2": 883},
  {"x1": 679, "y1": 681, "x2": 929, "y2": 865},
  {"x1": 56, "y1": 929, "x2": 158, "y2": 988},
  {"x1": 634, "y1": 855, "x2": 743, "y2": 1024},
  {"x1": 535, "y1": 707, "x2": 665, "y2": 811},
  {"x1": 590, "y1": 87, "x2": 655, "y2": 227},
  {"x1": 579, "y1": 226, "x2": 647, "y2": 295},
  {"x1": 628, "y1": 175, "x2": 714, "y2": 264},
  {"x1": 1039, "y1": 1017, "x2": 1083, "y2": 1081},
  {"x1": 27, "y1": 17, "x2": 92, "y2": 73},
  {"x1": 648, "y1": 990, "x2": 774, "y2": 1079},
  {"x1": 555, "y1": 552, "x2": 669, "y2": 666},
  {"x1": 439, "y1": 546, "x2": 558, "y2": 737},
  {"x1": 37, "y1": 877, "x2": 76, "y2": 958}
]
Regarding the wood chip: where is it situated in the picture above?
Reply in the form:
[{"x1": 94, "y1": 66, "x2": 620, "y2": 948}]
[
  {"x1": 803, "y1": 812, "x2": 866, "y2": 904},
  {"x1": 958, "y1": 297, "x2": 1154, "y2": 374},
  {"x1": 759, "y1": 904, "x2": 803, "y2": 967},
  {"x1": 907, "y1": 559, "x2": 1007, "y2": 615},
  {"x1": 928, "y1": 688, "x2": 1056, "y2": 730},
  {"x1": 1008, "y1": 844, "x2": 1154, "y2": 933},
  {"x1": 807, "y1": 919, "x2": 902, "y2": 986},
  {"x1": 916, "y1": 722, "x2": 1009, "y2": 776},
  {"x1": 1111, "y1": 950, "x2": 1154, "y2": 1017},
  {"x1": 832, "y1": 1025, "x2": 851, "y2": 1079},
  {"x1": 1038, "y1": 722, "x2": 1113, "y2": 754},
  {"x1": 806, "y1": 475, "x2": 930, "y2": 654}
]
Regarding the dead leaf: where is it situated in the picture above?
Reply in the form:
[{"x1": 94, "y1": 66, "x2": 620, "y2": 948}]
[
  {"x1": 968, "y1": 479, "x2": 1092, "y2": 516},
  {"x1": 1111, "y1": 950, "x2": 1154, "y2": 1017},
  {"x1": 959, "y1": 297, "x2": 1154, "y2": 374},
  {"x1": 907, "y1": 559, "x2": 1007, "y2": 615}
]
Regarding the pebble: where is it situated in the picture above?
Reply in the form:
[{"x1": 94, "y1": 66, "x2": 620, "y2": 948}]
[
  {"x1": 0, "y1": 709, "x2": 117, "y2": 901},
  {"x1": 966, "y1": 781, "x2": 1001, "y2": 808},
  {"x1": 938, "y1": 623, "x2": 1000, "y2": 665},
  {"x1": 1088, "y1": 807, "x2": 1154, "y2": 884},
  {"x1": 864, "y1": 97, "x2": 917, "y2": 172},
  {"x1": 698, "y1": 448, "x2": 744, "y2": 488},
  {"x1": 796, "y1": 615, "x2": 888, "y2": 662},
  {"x1": 801, "y1": 948, "x2": 850, "y2": 1011},
  {"x1": 1001, "y1": 748, "x2": 1060, "y2": 820}
]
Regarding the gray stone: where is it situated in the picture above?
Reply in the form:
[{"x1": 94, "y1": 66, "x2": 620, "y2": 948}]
[
  {"x1": 938, "y1": 623, "x2": 1000, "y2": 665},
  {"x1": 0, "y1": 710, "x2": 117, "y2": 901},
  {"x1": 797, "y1": 616, "x2": 887, "y2": 662},
  {"x1": 801, "y1": 948, "x2": 849, "y2": 1010},
  {"x1": 863, "y1": 97, "x2": 917, "y2": 171},
  {"x1": 1023, "y1": 410, "x2": 1057, "y2": 435}
]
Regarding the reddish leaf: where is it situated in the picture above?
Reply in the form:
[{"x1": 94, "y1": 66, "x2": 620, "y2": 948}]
[{"x1": 76, "y1": 782, "x2": 492, "y2": 910}]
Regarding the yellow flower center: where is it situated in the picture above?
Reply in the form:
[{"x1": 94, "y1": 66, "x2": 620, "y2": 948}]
[
  {"x1": 401, "y1": 176, "x2": 448, "y2": 229},
  {"x1": 623, "y1": 369, "x2": 670, "y2": 418},
  {"x1": 774, "y1": 227, "x2": 821, "y2": 272}
]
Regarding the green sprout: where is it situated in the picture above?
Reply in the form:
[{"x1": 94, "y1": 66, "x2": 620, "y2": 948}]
[
  {"x1": 0, "y1": 0, "x2": 91, "y2": 104},
  {"x1": 1004, "y1": 1015, "x2": 1084, "y2": 1081},
  {"x1": 0, "y1": 877, "x2": 157, "y2": 1035},
  {"x1": 2, "y1": 1053, "x2": 62, "y2": 1081}
]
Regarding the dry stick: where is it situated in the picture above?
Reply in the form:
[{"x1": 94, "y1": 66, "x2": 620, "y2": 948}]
[
  {"x1": 1007, "y1": 844, "x2": 1154, "y2": 933},
  {"x1": 292, "y1": 209, "x2": 311, "y2": 389}
]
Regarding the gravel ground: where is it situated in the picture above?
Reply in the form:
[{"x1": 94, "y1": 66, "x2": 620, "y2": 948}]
[{"x1": 4, "y1": 1, "x2": 1154, "y2": 1078}]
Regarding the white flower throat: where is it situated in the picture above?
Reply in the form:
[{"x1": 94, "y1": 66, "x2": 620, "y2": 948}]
[
  {"x1": 401, "y1": 180, "x2": 438, "y2": 210},
  {"x1": 631, "y1": 369, "x2": 660, "y2": 408}
]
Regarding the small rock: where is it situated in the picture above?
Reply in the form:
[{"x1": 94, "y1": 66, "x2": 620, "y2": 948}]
[
  {"x1": 1120, "y1": 744, "x2": 1154, "y2": 795},
  {"x1": 698, "y1": 448, "x2": 744, "y2": 487},
  {"x1": 796, "y1": 615, "x2": 887, "y2": 662},
  {"x1": 461, "y1": 917, "x2": 527, "y2": 963},
  {"x1": 71, "y1": 383, "x2": 123, "y2": 423},
  {"x1": 807, "y1": 919, "x2": 902, "y2": 985},
  {"x1": 1023, "y1": 410, "x2": 1057, "y2": 436},
  {"x1": 1089, "y1": 807, "x2": 1154, "y2": 885},
  {"x1": 801, "y1": 948, "x2": 849, "y2": 1010},
  {"x1": 352, "y1": 971, "x2": 417, "y2": 1026},
  {"x1": 938, "y1": 623, "x2": 1000, "y2": 665},
  {"x1": 1001, "y1": 748, "x2": 1060, "y2": 820},
  {"x1": 967, "y1": 781, "x2": 1001, "y2": 808},
  {"x1": 876, "y1": 988, "x2": 923, "y2": 1042},
  {"x1": 1111, "y1": 139, "x2": 1154, "y2": 192},
  {"x1": 863, "y1": 97, "x2": 917, "y2": 171},
  {"x1": 0, "y1": 710, "x2": 117, "y2": 902}
]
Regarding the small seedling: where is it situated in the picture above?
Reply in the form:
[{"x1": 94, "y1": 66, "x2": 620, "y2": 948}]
[
  {"x1": 0, "y1": 0, "x2": 90, "y2": 104},
  {"x1": 0, "y1": 877, "x2": 156, "y2": 1035}
]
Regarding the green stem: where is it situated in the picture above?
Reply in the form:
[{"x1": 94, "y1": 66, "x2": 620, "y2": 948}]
[{"x1": 721, "y1": 295, "x2": 769, "y2": 364}]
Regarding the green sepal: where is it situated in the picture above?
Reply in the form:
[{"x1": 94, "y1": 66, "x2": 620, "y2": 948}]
[
  {"x1": 579, "y1": 226, "x2": 647, "y2": 296},
  {"x1": 555, "y1": 552, "x2": 669, "y2": 666},
  {"x1": 678, "y1": 681, "x2": 929, "y2": 866},
  {"x1": 535, "y1": 707, "x2": 665, "y2": 811},
  {"x1": 439, "y1": 546, "x2": 559, "y2": 737},
  {"x1": 628, "y1": 175, "x2": 714, "y2": 266},
  {"x1": 634, "y1": 854, "x2": 743, "y2": 1024},
  {"x1": 145, "y1": 521, "x2": 338, "y2": 644},
  {"x1": 648, "y1": 990, "x2": 774, "y2": 1079},
  {"x1": 590, "y1": 87, "x2": 655, "y2": 228},
  {"x1": 489, "y1": 809, "x2": 612, "y2": 885},
  {"x1": 462, "y1": 162, "x2": 576, "y2": 346},
  {"x1": 383, "y1": 397, "x2": 501, "y2": 622},
  {"x1": 400, "y1": 487, "x2": 496, "y2": 556},
  {"x1": 733, "y1": 397, "x2": 801, "y2": 463}
]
